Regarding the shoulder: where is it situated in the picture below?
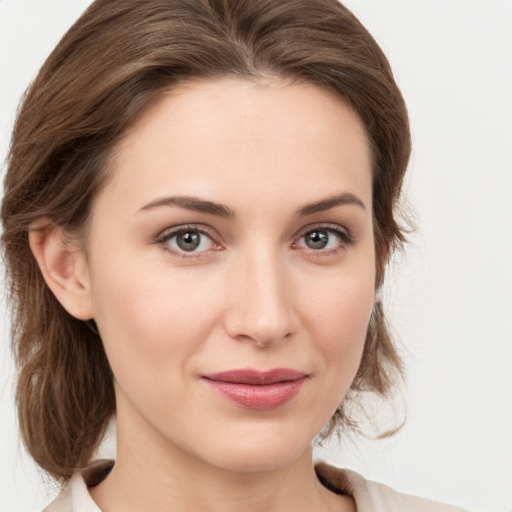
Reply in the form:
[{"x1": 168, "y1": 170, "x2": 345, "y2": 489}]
[
  {"x1": 315, "y1": 462, "x2": 470, "y2": 512},
  {"x1": 43, "y1": 460, "x2": 113, "y2": 512},
  {"x1": 43, "y1": 473, "x2": 102, "y2": 512},
  {"x1": 46, "y1": 460, "x2": 470, "y2": 512}
]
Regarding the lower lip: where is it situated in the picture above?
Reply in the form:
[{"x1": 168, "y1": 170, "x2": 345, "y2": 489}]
[{"x1": 203, "y1": 377, "x2": 307, "y2": 410}]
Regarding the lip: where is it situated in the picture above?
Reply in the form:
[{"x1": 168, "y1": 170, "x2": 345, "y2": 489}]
[{"x1": 202, "y1": 368, "x2": 308, "y2": 410}]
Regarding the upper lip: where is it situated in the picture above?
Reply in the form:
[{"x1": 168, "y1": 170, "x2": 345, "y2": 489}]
[{"x1": 202, "y1": 368, "x2": 307, "y2": 385}]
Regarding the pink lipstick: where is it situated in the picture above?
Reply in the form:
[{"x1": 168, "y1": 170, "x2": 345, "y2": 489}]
[{"x1": 202, "y1": 368, "x2": 307, "y2": 410}]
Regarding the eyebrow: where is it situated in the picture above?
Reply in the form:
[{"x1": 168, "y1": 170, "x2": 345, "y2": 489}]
[
  {"x1": 296, "y1": 193, "x2": 366, "y2": 216},
  {"x1": 138, "y1": 195, "x2": 235, "y2": 218},
  {"x1": 138, "y1": 192, "x2": 366, "y2": 218}
]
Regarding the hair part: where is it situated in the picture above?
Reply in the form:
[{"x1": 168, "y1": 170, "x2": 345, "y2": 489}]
[{"x1": 2, "y1": 0, "x2": 410, "y2": 482}]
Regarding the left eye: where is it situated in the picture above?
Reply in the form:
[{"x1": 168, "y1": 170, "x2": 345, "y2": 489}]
[
  {"x1": 165, "y1": 228, "x2": 215, "y2": 253},
  {"x1": 297, "y1": 228, "x2": 345, "y2": 251}
]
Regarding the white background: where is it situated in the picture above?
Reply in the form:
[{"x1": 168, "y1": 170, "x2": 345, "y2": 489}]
[{"x1": 1, "y1": 1, "x2": 511, "y2": 511}]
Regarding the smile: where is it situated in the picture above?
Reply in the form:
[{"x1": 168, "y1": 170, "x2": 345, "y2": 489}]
[{"x1": 201, "y1": 369, "x2": 308, "y2": 410}]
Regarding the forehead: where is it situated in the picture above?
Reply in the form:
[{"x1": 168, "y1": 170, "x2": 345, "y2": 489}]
[{"x1": 102, "y1": 78, "x2": 372, "y2": 214}]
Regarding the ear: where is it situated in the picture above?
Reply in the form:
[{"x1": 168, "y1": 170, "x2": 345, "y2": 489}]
[{"x1": 28, "y1": 218, "x2": 94, "y2": 320}]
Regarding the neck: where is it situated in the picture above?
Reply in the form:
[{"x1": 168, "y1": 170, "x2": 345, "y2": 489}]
[
  {"x1": 89, "y1": 408, "x2": 354, "y2": 512},
  {"x1": 92, "y1": 446, "x2": 335, "y2": 512}
]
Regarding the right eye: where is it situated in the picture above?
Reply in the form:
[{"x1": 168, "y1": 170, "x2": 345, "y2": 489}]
[{"x1": 157, "y1": 226, "x2": 218, "y2": 256}]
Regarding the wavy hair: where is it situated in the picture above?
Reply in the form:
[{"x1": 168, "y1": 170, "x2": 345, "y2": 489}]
[{"x1": 1, "y1": 0, "x2": 410, "y2": 482}]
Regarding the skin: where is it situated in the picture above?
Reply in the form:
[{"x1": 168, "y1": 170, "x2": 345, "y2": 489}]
[{"x1": 31, "y1": 78, "x2": 375, "y2": 512}]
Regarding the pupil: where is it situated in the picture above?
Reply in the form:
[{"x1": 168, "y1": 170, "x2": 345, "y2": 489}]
[
  {"x1": 177, "y1": 231, "x2": 200, "y2": 251},
  {"x1": 306, "y1": 230, "x2": 328, "y2": 249}
]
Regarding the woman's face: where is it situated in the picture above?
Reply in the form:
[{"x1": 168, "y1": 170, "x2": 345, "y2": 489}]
[{"x1": 82, "y1": 78, "x2": 375, "y2": 472}]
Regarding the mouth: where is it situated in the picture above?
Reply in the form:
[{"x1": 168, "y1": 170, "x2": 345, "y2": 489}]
[{"x1": 201, "y1": 368, "x2": 308, "y2": 410}]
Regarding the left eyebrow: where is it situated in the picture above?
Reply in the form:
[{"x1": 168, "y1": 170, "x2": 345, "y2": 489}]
[{"x1": 296, "y1": 193, "x2": 366, "y2": 216}]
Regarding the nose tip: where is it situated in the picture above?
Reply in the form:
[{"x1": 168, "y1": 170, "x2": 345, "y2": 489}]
[
  {"x1": 231, "y1": 315, "x2": 293, "y2": 348},
  {"x1": 224, "y1": 257, "x2": 294, "y2": 347}
]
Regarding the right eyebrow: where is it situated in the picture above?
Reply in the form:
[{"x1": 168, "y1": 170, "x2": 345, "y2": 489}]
[{"x1": 137, "y1": 195, "x2": 235, "y2": 218}]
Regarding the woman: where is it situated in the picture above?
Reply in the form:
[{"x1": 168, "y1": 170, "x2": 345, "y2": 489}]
[{"x1": 1, "y1": 1, "x2": 469, "y2": 511}]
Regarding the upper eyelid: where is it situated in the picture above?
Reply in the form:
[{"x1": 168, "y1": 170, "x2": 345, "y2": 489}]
[
  {"x1": 293, "y1": 222, "x2": 352, "y2": 239},
  {"x1": 155, "y1": 225, "x2": 222, "y2": 258},
  {"x1": 154, "y1": 222, "x2": 353, "y2": 249},
  {"x1": 156, "y1": 223, "x2": 220, "y2": 242},
  {"x1": 292, "y1": 224, "x2": 355, "y2": 252}
]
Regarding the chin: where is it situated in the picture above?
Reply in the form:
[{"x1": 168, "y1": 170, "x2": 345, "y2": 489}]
[
  {"x1": 194, "y1": 425, "x2": 315, "y2": 474},
  {"x1": 211, "y1": 448, "x2": 307, "y2": 474}
]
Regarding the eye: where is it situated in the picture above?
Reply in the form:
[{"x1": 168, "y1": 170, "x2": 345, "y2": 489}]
[
  {"x1": 157, "y1": 226, "x2": 218, "y2": 255},
  {"x1": 295, "y1": 226, "x2": 353, "y2": 252}
]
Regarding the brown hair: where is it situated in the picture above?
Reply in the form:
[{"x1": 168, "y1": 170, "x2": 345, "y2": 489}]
[{"x1": 1, "y1": 0, "x2": 410, "y2": 482}]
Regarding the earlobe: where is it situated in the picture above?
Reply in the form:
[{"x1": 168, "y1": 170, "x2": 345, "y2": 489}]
[{"x1": 28, "y1": 218, "x2": 94, "y2": 320}]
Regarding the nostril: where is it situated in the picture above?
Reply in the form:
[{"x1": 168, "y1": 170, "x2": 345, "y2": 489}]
[{"x1": 225, "y1": 312, "x2": 294, "y2": 348}]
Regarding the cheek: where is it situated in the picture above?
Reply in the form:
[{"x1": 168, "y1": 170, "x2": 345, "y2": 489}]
[
  {"x1": 286, "y1": 266, "x2": 375, "y2": 436},
  {"x1": 88, "y1": 257, "x2": 223, "y2": 381},
  {"x1": 300, "y1": 265, "x2": 375, "y2": 380},
  {"x1": 321, "y1": 288, "x2": 373, "y2": 360}
]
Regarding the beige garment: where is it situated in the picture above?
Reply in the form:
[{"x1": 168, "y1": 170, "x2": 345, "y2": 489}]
[{"x1": 44, "y1": 461, "x2": 470, "y2": 512}]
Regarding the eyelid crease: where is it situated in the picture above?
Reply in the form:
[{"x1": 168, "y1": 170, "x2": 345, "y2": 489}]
[
  {"x1": 288, "y1": 224, "x2": 355, "y2": 261},
  {"x1": 153, "y1": 221, "x2": 355, "y2": 261},
  {"x1": 155, "y1": 223, "x2": 220, "y2": 242},
  {"x1": 154, "y1": 224, "x2": 224, "y2": 257},
  {"x1": 293, "y1": 222, "x2": 355, "y2": 244}
]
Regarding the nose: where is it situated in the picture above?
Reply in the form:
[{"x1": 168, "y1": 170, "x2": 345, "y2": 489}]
[{"x1": 224, "y1": 249, "x2": 295, "y2": 347}]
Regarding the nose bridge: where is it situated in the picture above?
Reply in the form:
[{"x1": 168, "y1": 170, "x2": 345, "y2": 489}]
[{"x1": 225, "y1": 244, "x2": 293, "y2": 346}]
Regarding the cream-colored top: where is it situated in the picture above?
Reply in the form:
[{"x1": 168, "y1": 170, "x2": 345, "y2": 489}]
[{"x1": 43, "y1": 462, "x2": 470, "y2": 512}]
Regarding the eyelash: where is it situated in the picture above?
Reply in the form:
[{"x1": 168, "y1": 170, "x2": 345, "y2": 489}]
[
  {"x1": 293, "y1": 223, "x2": 355, "y2": 257},
  {"x1": 154, "y1": 223, "x2": 354, "y2": 259},
  {"x1": 154, "y1": 224, "x2": 222, "y2": 259}
]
